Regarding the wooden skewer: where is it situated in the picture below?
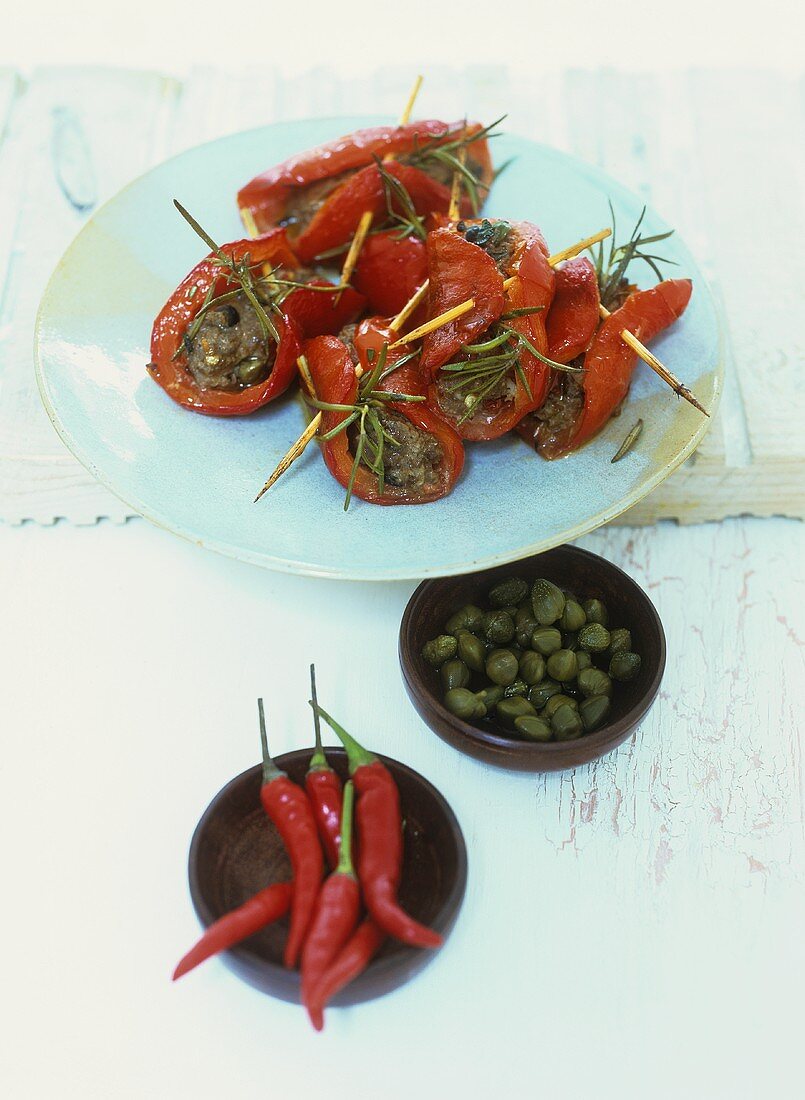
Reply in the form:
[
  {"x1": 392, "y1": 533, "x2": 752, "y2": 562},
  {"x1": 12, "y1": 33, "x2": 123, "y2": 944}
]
[
  {"x1": 447, "y1": 141, "x2": 467, "y2": 223},
  {"x1": 254, "y1": 356, "x2": 321, "y2": 502},
  {"x1": 390, "y1": 280, "x2": 430, "y2": 331},
  {"x1": 240, "y1": 207, "x2": 259, "y2": 240},
  {"x1": 548, "y1": 228, "x2": 611, "y2": 267},
  {"x1": 389, "y1": 298, "x2": 476, "y2": 348},
  {"x1": 399, "y1": 75, "x2": 423, "y2": 127},
  {"x1": 599, "y1": 303, "x2": 709, "y2": 416},
  {"x1": 337, "y1": 209, "x2": 373, "y2": 290}
]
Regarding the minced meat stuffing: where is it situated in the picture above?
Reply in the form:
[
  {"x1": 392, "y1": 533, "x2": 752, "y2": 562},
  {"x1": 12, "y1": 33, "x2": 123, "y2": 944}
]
[{"x1": 186, "y1": 291, "x2": 275, "y2": 391}]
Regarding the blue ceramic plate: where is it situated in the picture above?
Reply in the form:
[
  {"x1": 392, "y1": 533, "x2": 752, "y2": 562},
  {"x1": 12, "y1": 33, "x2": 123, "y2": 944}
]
[{"x1": 35, "y1": 117, "x2": 722, "y2": 580}]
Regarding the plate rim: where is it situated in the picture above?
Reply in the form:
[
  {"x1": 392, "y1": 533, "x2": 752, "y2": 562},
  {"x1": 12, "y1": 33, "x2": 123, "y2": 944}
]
[{"x1": 34, "y1": 116, "x2": 725, "y2": 582}]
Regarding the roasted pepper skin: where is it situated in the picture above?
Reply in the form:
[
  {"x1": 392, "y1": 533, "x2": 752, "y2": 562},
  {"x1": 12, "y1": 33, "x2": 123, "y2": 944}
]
[
  {"x1": 546, "y1": 257, "x2": 601, "y2": 364},
  {"x1": 533, "y1": 278, "x2": 693, "y2": 458},
  {"x1": 237, "y1": 120, "x2": 493, "y2": 263},
  {"x1": 148, "y1": 230, "x2": 362, "y2": 416},
  {"x1": 425, "y1": 220, "x2": 555, "y2": 440},
  {"x1": 148, "y1": 231, "x2": 301, "y2": 416},
  {"x1": 303, "y1": 318, "x2": 465, "y2": 506},
  {"x1": 351, "y1": 230, "x2": 428, "y2": 318}
]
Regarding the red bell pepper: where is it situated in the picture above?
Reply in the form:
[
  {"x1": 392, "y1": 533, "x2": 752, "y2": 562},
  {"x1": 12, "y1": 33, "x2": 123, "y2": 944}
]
[
  {"x1": 237, "y1": 120, "x2": 494, "y2": 264},
  {"x1": 351, "y1": 229, "x2": 428, "y2": 318},
  {"x1": 303, "y1": 318, "x2": 464, "y2": 506},
  {"x1": 531, "y1": 278, "x2": 693, "y2": 458},
  {"x1": 147, "y1": 231, "x2": 362, "y2": 417},
  {"x1": 424, "y1": 220, "x2": 556, "y2": 440},
  {"x1": 546, "y1": 257, "x2": 601, "y2": 363}
]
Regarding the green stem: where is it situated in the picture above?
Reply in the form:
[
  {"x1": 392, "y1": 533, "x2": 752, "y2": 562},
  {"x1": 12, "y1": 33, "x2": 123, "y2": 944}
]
[
  {"x1": 336, "y1": 781, "x2": 356, "y2": 876},
  {"x1": 310, "y1": 703, "x2": 377, "y2": 773},
  {"x1": 257, "y1": 698, "x2": 283, "y2": 784},
  {"x1": 308, "y1": 664, "x2": 328, "y2": 772}
]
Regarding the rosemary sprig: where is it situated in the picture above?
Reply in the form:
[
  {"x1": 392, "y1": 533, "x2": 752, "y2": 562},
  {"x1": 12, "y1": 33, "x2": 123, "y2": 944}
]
[
  {"x1": 374, "y1": 158, "x2": 428, "y2": 241},
  {"x1": 593, "y1": 200, "x2": 677, "y2": 310},
  {"x1": 406, "y1": 116, "x2": 504, "y2": 215},
  {"x1": 611, "y1": 418, "x2": 644, "y2": 463},
  {"x1": 440, "y1": 322, "x2": 583, "y2": 425},
  {"x1": 173, "y1": 199, "x2": 281, "y2": 345},
  {"x1": 306, "y1": 342, "x2": 425, "y2": 510}
]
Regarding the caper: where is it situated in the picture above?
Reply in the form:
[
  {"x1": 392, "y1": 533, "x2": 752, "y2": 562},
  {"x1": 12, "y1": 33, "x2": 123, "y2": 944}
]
[
  {"x1": 578, "y1": 623, "x2": 611, "y2": 653},
  {"x1": 441, "y1": 658, "x2": 470, "y2": 691},
  {"x1": 500, "y1": 605, "x2": 519, "y2": 619},
  {"x1": 609, "y1": 651, "x2": 642, "y2": 681},
  {"x1": 477, "y1": 684, "x2": 505, "y2": 711},
  {"x1": 582, "y1": 598, "x2": 608, "y2": 626},
  {"x1": 531, "y1": 578, "x2": 566, "y2": 625},
  {"x1": 236, "y1": 356, "x2": 268, "y2": 385},
  {"x1": 579, "y1": 694, "x2": 611, "y2": 732},
  {"x1": 576, "y1": 651, "x2": 592, "y2": 672},
  {"x1": 515, "y1": 604, "x2": 535, "y2": 627},
  {"x1": 608, "y1": 628, "x2": 632, "y2": 655},
  {"x1": 514, "y1": 715, "x2": 553, "y2": 742},
  {"x1": 483, "y1": 610, "x2": 515, "y2": 645},
  {"x1": 507, "y1": 643, "x2": 523, "y2": 662},
  {"x1": 421, "y1": 634, "x2": 458, "y2": 668},
  {"x1": 577, "y1": 667, "x2": 613, "y2": 698},
  {"x1": 519, "y1": 650, "x2": 546, "y2": 686},
  {"x1": 444, "y1": 688, "x2": 486, "y2": 721},
  {"x1": 562, "y1": 631, "x2": 579, "y2": 652},
  {"x1": 516, "y1": 622, "x2": 537, "y2": 648},
  {"x1": 445, "y1": 604, "x2": 485, "y2": 635},
  {"x1": 504, "y1": 679, "x2": 528, "y2": 698},
  {"x1": 488, "y1": 576, "x2": 529, "y2": 608},
  {"x1": 546, "y1": 648, "x2": 578, "y2": 683},
  {"x1": 559, "y1": 599, "x2": 586, "y2": 632},
  {"x1": 543, "y1": 693, "x2": 579, "y2": 719},
  {"x1": 495, "y1": 696, "x2": 537, "y2": 728},
  {"x1": 531, "y1": 627, "x2": 562, "y2": 656},
  {"x1": 551, "y1": 703, "x2": 584, "y2": 740},
  {"x1": 457, "y1": 630, "x2": 486, "y2": 672},
  {"x1": 528, "y1": 679, "x2": 562, "y2": 709},
  {"x1": 485, "y1": 649, "x2": 519, "y2": 686}
]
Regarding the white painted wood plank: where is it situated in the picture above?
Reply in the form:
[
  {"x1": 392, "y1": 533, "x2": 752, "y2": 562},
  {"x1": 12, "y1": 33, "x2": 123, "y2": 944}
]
[{"x1": 0, "y1": 67, "x2": 179, "y2": 523}]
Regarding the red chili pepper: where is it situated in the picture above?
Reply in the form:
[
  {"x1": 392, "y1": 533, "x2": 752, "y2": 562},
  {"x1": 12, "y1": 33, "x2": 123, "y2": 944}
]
[
  {"x1": 425, "y1": 219, "x2": 555, "y2": 440},
  {"x1": 237, "y1": 120, "x2": 494, "y2": 262},
  {"x1": 546, "y1": 257, "x2": 601, "y2": 364},
  {"x1": 300, "y1": 781, "x2": 361, "y2": 1026},
  {"x1": 351, "y1": 229, "x2": 428, "y2": 318},
  {"x1": 537, "y1": 278, "x2": 693, "y2": 457},
  {"x1": 306, "y1": 918, "x2": 386, "y2": 1032},
  {"x1": 148, "y1": 231, "x2": 305, "y2": 416},
  {"x1": 172, "y1": 881, "x2": 292, "y2": 981},
  {"x1": 312, "y1": 703, "x2": 443, "y2": 950},
  {"x1": 257, "y1": 699, "x2": 323, "y2": 968},
  {"x1": 303, "y1": 319, "x2": 464, "y2": 506},
  {"x1": 305, "y1": 664, "x2": 343, "y2": 869}
]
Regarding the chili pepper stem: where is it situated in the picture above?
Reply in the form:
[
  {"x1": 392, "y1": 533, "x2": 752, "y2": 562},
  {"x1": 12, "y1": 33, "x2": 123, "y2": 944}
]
[
  {"x1": 310, "y1": 702, "x2": 377, "y2": 772},
  {"x1": 337, "y1": 781, "x2": 355, "y2": 876},
  {"x1": 257, "y1": 698, "x2": 284, "y2": 783},
  {"x1": 308, "y1": 664, "x2": 328, "y2": 771}
]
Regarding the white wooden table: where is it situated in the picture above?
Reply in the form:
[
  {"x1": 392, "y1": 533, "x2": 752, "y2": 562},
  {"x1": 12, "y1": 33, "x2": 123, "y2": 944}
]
[{"x1": 1, "y1": 66, "x2": 803, "y2": 1099}]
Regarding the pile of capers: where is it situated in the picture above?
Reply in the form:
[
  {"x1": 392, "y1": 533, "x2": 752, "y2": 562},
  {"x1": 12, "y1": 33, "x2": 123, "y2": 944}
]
[{"x1": 421, "y1": 575, "x2": 642, "y2": 743}]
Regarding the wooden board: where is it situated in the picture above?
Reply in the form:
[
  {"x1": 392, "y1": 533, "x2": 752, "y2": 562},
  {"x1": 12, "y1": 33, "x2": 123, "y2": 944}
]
[{"x1": 1, "y1": 65, "x2": 802, "y2": 526}]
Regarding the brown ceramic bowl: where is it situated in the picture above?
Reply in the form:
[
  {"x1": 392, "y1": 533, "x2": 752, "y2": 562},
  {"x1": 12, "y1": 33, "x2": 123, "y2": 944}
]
[
  {"x1": 399, "y1": 544, "x2": 666, "y2": 772},
  {"x1": 187, "y1": 748, "x2": 467, "y2": 1003}
]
